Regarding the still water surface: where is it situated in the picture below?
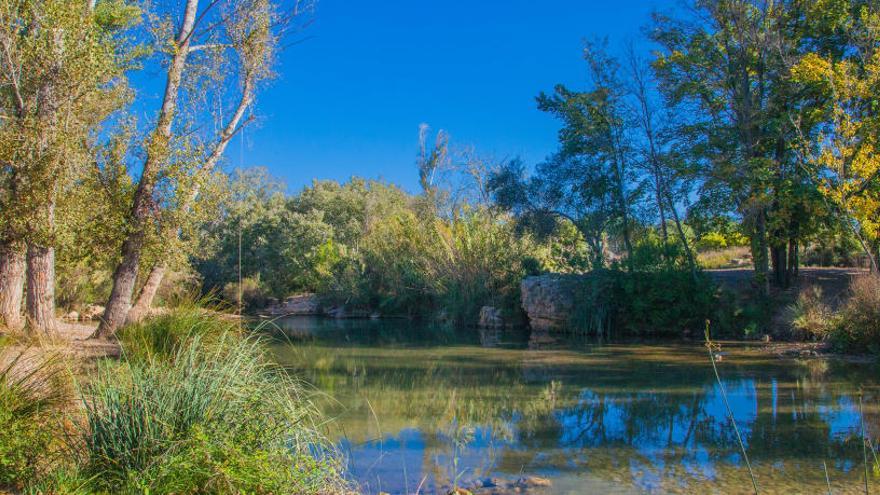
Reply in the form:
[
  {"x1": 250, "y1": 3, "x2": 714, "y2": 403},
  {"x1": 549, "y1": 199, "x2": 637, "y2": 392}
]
[{"x1": 269, "y1": 317, "x2": 880, "y2": 495}]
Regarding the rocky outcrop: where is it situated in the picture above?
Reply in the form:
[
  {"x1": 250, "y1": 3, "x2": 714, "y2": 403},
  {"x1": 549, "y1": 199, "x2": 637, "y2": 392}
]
[
  {"x1": 264, "y1": 294, "x2": 321, "y2": 316},
  {"x1": 520, "y1": 274, "x2": 579, "y2": 332},
  {"x1": 478, "y1": 306, "x2": 504, "y2": 328}
]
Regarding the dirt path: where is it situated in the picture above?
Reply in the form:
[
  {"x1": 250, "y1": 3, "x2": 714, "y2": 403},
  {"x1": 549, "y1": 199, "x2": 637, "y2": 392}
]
[{"x1": 707, "y1": 267, "x2": 868, "y2": 306}]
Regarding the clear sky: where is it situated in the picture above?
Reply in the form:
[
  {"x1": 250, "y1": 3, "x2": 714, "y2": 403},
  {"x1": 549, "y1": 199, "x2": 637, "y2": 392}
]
[{"x1": 227, "y1": 0, "x2": 671, "y2": 193}]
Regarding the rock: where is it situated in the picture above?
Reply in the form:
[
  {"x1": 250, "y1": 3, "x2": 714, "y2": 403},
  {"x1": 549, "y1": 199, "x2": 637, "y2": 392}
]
[
  {"x1": 478, "y1": 306, "x2": 504, "y2": 328},
  {"x1": 521, "y1": 275, "x2": 578, "y2": 332},
  {"x1": 446, "y1": 489, "x2": 473, "y2": 495},
  {"x1": 63, "y1": 311, "x2": 79, "y2": 321},
  {"x1": 514, "y1": 476, "x2": 552, "y2": 488},
  {"x1": 762, "y1": 334, "x2": 771, "y2": 343},
  {"x1": 265, "y1": 294, "x2": 321, "y2": 316},
  {"x1": 80, "y1": 304, "x2": 105, "y2": 320}
]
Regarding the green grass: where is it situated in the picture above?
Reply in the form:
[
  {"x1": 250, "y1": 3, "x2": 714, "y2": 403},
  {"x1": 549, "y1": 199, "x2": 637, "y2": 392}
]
[
  {"x1": 0, "y1": 347, "x2": 70, "y2": 490},
  {"x1": 115, "y1": 304, "x2": 238, "y2": 362},
  {"x1": 2, "y1": 309, "x2": 350, "y2": 494}
]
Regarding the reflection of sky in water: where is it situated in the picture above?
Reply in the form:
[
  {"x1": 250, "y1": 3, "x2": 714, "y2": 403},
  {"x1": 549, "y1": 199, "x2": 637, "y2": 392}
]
[{"x1": 268, "y1": 317, "x2": 880, "y2": 494}]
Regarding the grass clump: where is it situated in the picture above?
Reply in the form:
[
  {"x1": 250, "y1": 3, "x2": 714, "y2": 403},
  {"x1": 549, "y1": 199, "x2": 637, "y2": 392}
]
[
  {"x1": 72, "y1": 323, "x2": 347, "y2": 494},
  {"x1": 115, "y1": 304, "x2": 238, "y2": 362},
  {"x1": 782, "y1": 275, "x2": 880, "y2": 353},
  {"x1": 0, "y1": 346, "x2": 70, "y2": 490},
  {"x1": 784, "y1": 285, "x2": 833, "y2": 341},
  {"x1": 831, "y1": 274, "x2": 880, "y2": 353}
]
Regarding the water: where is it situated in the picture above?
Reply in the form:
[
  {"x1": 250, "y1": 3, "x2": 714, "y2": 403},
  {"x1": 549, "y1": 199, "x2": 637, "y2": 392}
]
[{"x1": 268, "y1": 317, "x2": 880, "y2": 494}]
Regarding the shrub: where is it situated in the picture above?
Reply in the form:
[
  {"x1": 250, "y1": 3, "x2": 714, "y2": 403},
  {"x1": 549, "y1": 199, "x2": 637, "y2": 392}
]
[
  {"x1": 78, "y1": 328, "x2": 346, "y2": 493},
  {"x1": 696, "y1": 231, "x2": 729, "y2": 251},
  {"x1": 0, "y1": 349, "x2": 69, "y2": 489},
  {"x1": 569, "y1": 268, "x2": 719, "y2": 337},
  {"x1": 830, "y1": 275, "x2": 880, "y2": 353},
  {"x1": 222, "y1": 275, "x2": 269, "y2": 311},
  {"x1": 784, "y1": 285, "x2": 833, "y2": 340}
]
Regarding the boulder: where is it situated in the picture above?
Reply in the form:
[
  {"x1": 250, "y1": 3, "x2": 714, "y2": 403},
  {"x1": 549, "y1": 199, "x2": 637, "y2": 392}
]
[
  {"x1": 478, "y1": 306, "x2": 504, "y2": 328},
  {"x1": 265, "y1": 294, "x2": 321, "y2": 316},
  {"x1": 520, "y1": 275, "x2": 578, "y2": 332},
  {"x1": 63, "y1": 311, "x2": 79, "y2": 321},
  {"x1": 80, "y1": 304, "x2": 105, "y2": 320}
]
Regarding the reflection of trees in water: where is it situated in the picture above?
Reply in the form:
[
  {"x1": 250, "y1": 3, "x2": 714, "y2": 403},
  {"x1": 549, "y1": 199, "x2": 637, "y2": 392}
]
[{"x1": 273, "y1": 338, "x2": 880, "y2": 492}]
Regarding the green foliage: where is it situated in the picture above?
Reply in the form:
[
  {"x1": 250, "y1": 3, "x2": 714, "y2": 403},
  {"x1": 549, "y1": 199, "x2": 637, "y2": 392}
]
[
  {"x1": 79, "y1": 314, "x2": 346, "y2": 493},
  {"x1": 0, "y1": 350, "x2": 69, "y2": 489},
  {"x1": 351, "y1": 207, "x2": 534, "y2": 322},
  {"x1": 116, "y1": 305, "x2": 239, "y2": 363},
  {"x1": 568, "y1": 266, "x2": 719, "y2": 337},
  {"x1": 221, "y1": 275, "x2": 269, "y2": 312}
]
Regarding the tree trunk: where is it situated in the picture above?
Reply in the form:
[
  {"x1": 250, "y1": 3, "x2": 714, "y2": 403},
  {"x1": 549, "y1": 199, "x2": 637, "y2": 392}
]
[
  {"x1": 751, "y1": 210, "x2": 770, "y2": 296},
  {"x1": 25, "y1": 244, "x2": 57, "y2": 335},
  {"x1": 93, "y1": 0, "x2": 200, "y2": 339},
  {"x1": 95, "y1": 233, "x2": 144, "y2": 337},
  {"x1": 787, "y1": 238, "x2": 797, "y2": 285},
  {"x1": 656, "y1": 181, "x2": 668, "y2": 244},
  {"x1": 0, "y1": 243, "x2": 25, "y2": 331},
  {"x1": 127, "y1": 263, "x2": 166, "y2": 324},
  {"x1": 771, "y1": 244, "x2": 787, "y2": 289},
  {"x1": 666, "y1": 190, "x2": 697, "y2": 281}
]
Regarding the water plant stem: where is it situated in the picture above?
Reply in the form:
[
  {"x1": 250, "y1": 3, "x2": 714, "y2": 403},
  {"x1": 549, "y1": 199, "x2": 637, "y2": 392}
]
[
  {"x1": 860, "y1": 391, "x2": 869, "y2": 495},
  {"x1": 704, "y1": 320, "x2": 759, "y2": 495}
]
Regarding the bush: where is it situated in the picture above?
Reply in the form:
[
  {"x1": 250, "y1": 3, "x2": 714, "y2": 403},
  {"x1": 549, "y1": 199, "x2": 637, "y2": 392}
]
[
  {"x1": 830, "y1": 275, "x2": 880, "y2": 353},
  {"x1": 0, "y1": 349, "x2": 69, "y2": 489},
  {"x1": 696, "y1": 231, "x2": 729, "y2": 251},
  {"x1": 222, "y1": 275, "x2": 268, "y2": 311},
  {"x1": 77, "y1": 324, "x2": 346, "y2": 493},
  {"x1": 569, "y1": 268, "x2": 720, "y2": 337},
  {"x1": 784, "y1": 285, "x2": 833, "y2": 341}
]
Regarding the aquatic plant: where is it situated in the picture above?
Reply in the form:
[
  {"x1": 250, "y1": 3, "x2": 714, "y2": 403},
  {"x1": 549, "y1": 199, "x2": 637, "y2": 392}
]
[{"x1": 704, "y1": 320, "x2": 759, "y2": 495}]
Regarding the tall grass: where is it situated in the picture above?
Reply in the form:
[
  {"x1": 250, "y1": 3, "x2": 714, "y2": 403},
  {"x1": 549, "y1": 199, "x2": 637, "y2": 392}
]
[
  {"x1": 0, "y1": 345, "x2": 70, "y2": 488},
  {"x1": 832, "y1": 274, "x2": 880, "y2": 353},
  {"x1": 74, "y1": 321, "x2": 347, "y2": 494},
  {"x1": 115, "y1": 304, "x2": 238, "y2": 362}
]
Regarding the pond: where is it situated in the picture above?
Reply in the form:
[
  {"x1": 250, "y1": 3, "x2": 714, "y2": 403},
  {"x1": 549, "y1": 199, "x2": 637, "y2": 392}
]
[{"x1": 268, "y1": 317, "x2": 880, "y2": 495}]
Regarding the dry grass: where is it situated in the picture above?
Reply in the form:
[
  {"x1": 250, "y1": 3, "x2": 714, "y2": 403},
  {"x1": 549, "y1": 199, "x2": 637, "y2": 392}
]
[
  {"x1": 698, "y1": 246, "x2": 752, "y2": 269},
  {"x1": 783, "y1": 284, "x2": 833, "y2": 341},
  {"x1": 833, "y1": 274, "x2": 880, "y2": 352}
]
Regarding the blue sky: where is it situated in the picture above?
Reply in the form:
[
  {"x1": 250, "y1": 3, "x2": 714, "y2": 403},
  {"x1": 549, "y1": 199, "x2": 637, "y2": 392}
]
[{"x1": 223, "y1": 0, "x2": 671, "y2": 193}]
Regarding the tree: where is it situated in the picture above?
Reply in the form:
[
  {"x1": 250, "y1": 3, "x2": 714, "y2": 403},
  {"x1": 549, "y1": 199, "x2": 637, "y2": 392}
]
[
  {"x1": 95, "y1": 0, "x2": 306, "y2": 337},
  {"x1": 650, "y1": 0, "x2": 804, "y2": 293},
  {"x1": 790, "y1": 3, "x2": 880, "y2": 272},
  {"x1": 0, "y1": 0, "x2": 135, "y2": 333},
  {"x1": 537, "y1": 41, "x2": 638, "y2": 265},
  {"x1": 490, "y1": 156, "x2": 618, "y2": 270},
  {"x1": 624, "y1": 45, "x2": 697, "y2": 275}
]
